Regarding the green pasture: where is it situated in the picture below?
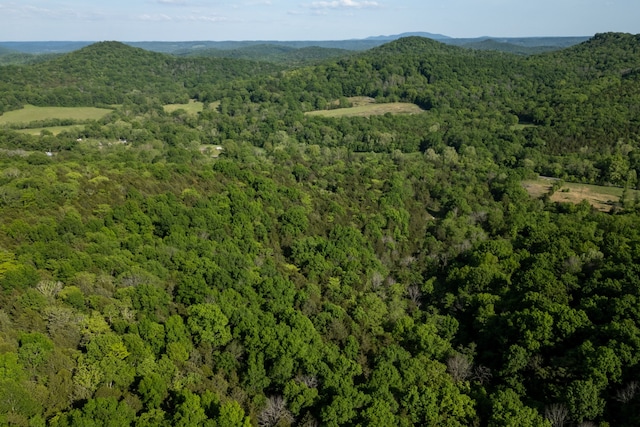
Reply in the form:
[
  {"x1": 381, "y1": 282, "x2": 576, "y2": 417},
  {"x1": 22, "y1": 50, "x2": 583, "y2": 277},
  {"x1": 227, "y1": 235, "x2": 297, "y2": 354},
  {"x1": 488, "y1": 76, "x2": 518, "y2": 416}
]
[
  {"x1": 164, "y1": 100, "x2": 203, "y2": 115},
  {"x1": 16, "y1": 125, "x2": 84, "y2": 136},
  {"x1": 523, "y1": 177, "x2": 639, "y2": 211},
  {"x1": 0, "y1": 105, "x2": 112, "y2": 125},
  {"x1": 511, "y1": 123, "x2": 538, "y2": 130},
  {"x1": 305, "y1": 102, "x2": 424, "y2": 118}
]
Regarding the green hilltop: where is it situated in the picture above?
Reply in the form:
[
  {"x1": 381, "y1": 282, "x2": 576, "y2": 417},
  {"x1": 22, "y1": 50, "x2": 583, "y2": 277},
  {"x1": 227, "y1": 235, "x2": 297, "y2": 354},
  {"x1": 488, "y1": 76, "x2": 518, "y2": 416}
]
[{"x1": 0, "y1": 41, "x2": 282, "y2": 111}]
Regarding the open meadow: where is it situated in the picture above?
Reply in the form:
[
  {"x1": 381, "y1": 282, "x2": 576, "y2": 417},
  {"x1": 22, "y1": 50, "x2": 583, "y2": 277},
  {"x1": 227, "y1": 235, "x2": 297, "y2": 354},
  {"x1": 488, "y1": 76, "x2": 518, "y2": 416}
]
[
  {"x1": 15, "y1": 125, "x2": 84, "y2": 136},
  {"x1": 0, "y1": 105, "x2": 112, "y2": 125},
  {"x1": 163, "y1": 100, "x2": 220, "y2": 115},
  {"x1": 163, "y1": 100, "x2": 205, "y2": 115},
  {"x1": 305, "y1": 96, "x2": 424, "y2": 118},
  {"x1": 523, "y1": 177, "x2": 639, "y2": 211}
]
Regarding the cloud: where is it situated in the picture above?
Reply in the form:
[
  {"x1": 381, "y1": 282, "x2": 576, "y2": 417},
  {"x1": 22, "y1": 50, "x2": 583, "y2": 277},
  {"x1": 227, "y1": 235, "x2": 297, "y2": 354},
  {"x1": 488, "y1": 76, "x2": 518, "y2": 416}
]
[
  {"x1": 140, "y1": 13, "x2": 173, "y2": 21},
  {"x1": 246, "y1": 0, "x2": 273, "y2": 5},
  {"x1": 0, "y1": 3, "x2": 109, "y2": 21},
  {"x1": 0, "y1": 3, "x2": 55, "y2": 18},
  {"x1": 308, "y1": 0, "x2": 379, "y2": 9},
  {"x1": 184, "y1": 14, "x2": 228, "y2": 22},
  {"x1": 155, "y1": 0, "x2": 189, "y2": 5}
]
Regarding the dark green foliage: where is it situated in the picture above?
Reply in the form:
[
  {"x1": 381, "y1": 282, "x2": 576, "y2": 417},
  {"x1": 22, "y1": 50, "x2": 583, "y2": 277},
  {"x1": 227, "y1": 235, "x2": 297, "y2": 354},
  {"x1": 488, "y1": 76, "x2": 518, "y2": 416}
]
[{"x1": 176, "y1": 43, "x2": 352, "y2": 67}]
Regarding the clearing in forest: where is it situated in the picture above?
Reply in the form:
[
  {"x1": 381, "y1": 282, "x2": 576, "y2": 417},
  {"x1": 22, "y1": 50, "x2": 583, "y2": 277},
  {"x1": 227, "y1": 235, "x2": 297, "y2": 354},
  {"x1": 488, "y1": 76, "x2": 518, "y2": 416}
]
[
  {"x1": 305, "y1": 96, "x2": 424, "y2": 118},
  {"x1": 164, "y1": 100, "x2": 220, "y2": 115},
  {"x1": 164, "y1": 100, "x2": 204, "y2": 115},
  {"x1": 0, "y1": 105, "x2": 112, "y2": 125},
  {"x1": 16, "y1": 125, "x2": 84, "y2": 136},
  {"x1": 522, "y1": 177, "x2": 639, "y2": 211}
]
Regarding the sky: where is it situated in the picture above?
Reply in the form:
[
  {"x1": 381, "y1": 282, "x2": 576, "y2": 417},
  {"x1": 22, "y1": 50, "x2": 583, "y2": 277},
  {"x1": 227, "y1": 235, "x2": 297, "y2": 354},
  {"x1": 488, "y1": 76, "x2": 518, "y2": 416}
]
[{"x1": 0, "y1": 0, "x2": 639, "y2": 41}]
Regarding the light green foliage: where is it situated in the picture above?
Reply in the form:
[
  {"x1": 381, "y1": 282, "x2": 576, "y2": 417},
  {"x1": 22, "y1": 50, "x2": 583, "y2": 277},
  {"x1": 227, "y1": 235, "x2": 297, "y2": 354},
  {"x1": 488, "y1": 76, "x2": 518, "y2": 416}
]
[
  {"x1": 0, "y1": 378, "x2": 42, "y2": 420},
  {"x1": 18, "y1": 332, "x2": 53, "y2": 369},
  {"x1": 216, "y1": 401, "x2": 251, "y2": 427},
  {"x1": 488, "y1": 389, "x2": 550, "y2": 427},
  {"x1": 135, "y1": 408, "x2": 169, "y2": 427},
  {"x1": 0, "y1": 105, "x2": 112, "y2": 125},
  {"x1": 187, "y1": 303, "x2": 232, "y2": 347},
  {"x1": 56, "y1": 397, "x2": 136, "y2": 427},
  {"x1": 566, "y1": 380, "x2": 605, "y2": 423},
  {"x1": 283, "y1": 379, "x2": 319, "y2": 415},
  {"x1": 58, "y1": 286, "x2": 86, "y2": 310},
  {"x1": 0, "y1": 353, "x2": 26, "y2": 383},
  {"x1": 412, "y1": 321, "x2": 452, "y2": 359},
  {"x1": 359, "y1": 398, "x2": 397, "y2": 426},
  {"x1": 172, "y1": 390, "x2": 207, "y2": 427}
]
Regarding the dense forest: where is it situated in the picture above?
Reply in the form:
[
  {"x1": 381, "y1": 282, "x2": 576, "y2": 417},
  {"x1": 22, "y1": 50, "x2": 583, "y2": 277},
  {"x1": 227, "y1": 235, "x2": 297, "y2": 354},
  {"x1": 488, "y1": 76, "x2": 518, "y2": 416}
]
[{"x1": 0, "y1": 32, "x2": 640, "y2": 426}]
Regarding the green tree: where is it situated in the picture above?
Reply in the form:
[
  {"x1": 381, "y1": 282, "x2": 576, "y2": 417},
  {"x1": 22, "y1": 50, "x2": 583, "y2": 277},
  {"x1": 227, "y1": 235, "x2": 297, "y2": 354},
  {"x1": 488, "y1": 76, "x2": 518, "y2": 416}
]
[
  {"x1": 187, "y1": 303, "x2": 232, "y2": 348},
  {"x1": 171, "y1": 390, "x2": 208, "y2": 427},
  {"x1": 488, "y1": 389, "x2": 550, "y2": 427},
  {"x1": 565, "y1": 379, "x2": 605, "y2": 424},
  {"x1": 138, "y1": 372, "x2": 168, "y2": 409}
]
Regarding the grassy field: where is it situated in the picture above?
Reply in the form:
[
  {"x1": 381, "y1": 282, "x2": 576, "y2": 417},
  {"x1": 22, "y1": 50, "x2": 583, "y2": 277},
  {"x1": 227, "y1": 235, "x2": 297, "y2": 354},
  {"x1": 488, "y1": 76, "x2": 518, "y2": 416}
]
[
  {"x1": 306, "y1": 97, "x2": 424, "y2": 118},
  {"x1": 0, "y1": 105, "x2": 112, "y2": 125},
  {"x1": 16, "y1": 125, "x2": 84, "y2": 136},
  {"x1": 523, "y1": 177, "x2": 639, "y2": 211},
  {"x1": 511, "y1": 123, "x2": 538, "y2": 130},
  {"x1": 163, "y1": 100, "x2": 221, "y2": 115}
]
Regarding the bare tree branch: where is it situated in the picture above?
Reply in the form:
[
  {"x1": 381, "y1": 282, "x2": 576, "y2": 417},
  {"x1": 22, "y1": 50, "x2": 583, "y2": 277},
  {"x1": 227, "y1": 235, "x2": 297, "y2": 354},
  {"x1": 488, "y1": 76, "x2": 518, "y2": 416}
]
[
  {"x1": 258, "y1": 396, "x2": 294, "y2": 427},
  {"x1": 545, "y1": 403, "x2": 568, "y2": 427}
]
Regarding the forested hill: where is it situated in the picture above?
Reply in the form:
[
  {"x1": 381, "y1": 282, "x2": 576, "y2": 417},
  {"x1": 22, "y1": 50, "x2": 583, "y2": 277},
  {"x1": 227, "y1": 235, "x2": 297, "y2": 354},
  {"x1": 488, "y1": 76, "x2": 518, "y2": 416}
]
[
  {"x1": 0, "y1": 41, "x2": 281, "y2": 112},
  {"x1": 175, "y1": 44, "x2": 352, "y2": 66},
  {"x1": 543, "y1": 32, "x2": 640, "y2": 75},
  {"x1": 0, "y1": 46, "x2": 16, "y2": 56},
  {"x1": 367, "y1": 36, "x2": 460, "y2": 54},
  {"x1": 200, "y1": 33, "x2": 640, "y2": 158}
]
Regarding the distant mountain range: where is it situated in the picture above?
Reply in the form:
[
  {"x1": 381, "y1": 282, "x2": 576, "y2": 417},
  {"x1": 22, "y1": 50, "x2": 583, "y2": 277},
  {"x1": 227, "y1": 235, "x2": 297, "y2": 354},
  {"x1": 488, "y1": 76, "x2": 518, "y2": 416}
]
[
  {"x1": 364, "y1": 32, "x2": 451, "y2": 41},
  {"x1": 0, "y1": 33, "x2": 593, "y2": 56}
]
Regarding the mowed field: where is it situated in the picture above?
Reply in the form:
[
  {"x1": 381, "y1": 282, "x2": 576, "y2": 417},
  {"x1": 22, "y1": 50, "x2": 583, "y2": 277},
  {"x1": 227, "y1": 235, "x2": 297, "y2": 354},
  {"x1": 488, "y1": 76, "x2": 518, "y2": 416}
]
[
  {"x1": 306, "y1": 96, "x2": 424, "y2": 118},
  {"x1": 0, "y1": 105, "x2": 112, "y2": 125},
  {"x1": 163, "y1": 100, "x2": 204, "y2": 115},
  {"x1": 163, "y1": 100, "x2": 220, "y2": 115},
  {"x1": 523, "y1": 177, "x2": 639, "y2": 211},
  {"x1": 16, "y1": 125, "x2": 84, "y2": 136},
  {"x1": 2, "y1": 101, "x2": 217, "y2": 135}
]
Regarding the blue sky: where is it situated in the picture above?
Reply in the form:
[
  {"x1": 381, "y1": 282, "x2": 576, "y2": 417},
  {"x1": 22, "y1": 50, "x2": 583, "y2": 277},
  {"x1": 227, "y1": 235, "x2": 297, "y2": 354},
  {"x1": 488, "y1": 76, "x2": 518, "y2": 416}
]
[{"x1": 0, "y1": 0, "x2": 639, "y2": 41}]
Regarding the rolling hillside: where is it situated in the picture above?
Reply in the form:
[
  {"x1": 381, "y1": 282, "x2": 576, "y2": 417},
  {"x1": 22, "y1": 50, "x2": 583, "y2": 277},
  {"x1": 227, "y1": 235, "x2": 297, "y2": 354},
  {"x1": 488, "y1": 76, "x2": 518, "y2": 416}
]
[
  {"x1": 1, "y1": 32, "x2": 640, "y2": 426},
  {"x1": 0, "y1": 41, "x2": 282, "y2": 112}
]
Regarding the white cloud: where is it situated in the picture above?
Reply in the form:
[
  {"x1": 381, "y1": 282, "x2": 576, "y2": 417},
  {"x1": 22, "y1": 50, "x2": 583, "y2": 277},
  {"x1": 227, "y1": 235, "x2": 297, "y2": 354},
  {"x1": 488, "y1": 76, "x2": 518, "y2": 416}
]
[
  {"x1": 0, "y1": 3, "x2": 110, "y2": 21},
  {"x1": 184, "y1": 14, "x2": 228, "y2": 22},
  {"x1": 308, "y1": 0, "x2": 379, "y2": 9},
  {"x1": 156, "y1": 0, "x2": 189, "y2": 5},
  {"x1": 140, "y1": 13, "x2": 173, "y2": 21},
  {"x1": 0, "y1": 3, "x2": 54, "y2": 18}
]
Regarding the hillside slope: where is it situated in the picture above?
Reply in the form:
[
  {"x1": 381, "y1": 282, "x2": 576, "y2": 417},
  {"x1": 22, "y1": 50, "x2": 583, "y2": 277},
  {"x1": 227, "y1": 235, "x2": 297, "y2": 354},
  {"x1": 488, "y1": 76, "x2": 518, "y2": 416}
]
[{"x1": 0, "y1": 41, "x2": 281, "y2": 112}]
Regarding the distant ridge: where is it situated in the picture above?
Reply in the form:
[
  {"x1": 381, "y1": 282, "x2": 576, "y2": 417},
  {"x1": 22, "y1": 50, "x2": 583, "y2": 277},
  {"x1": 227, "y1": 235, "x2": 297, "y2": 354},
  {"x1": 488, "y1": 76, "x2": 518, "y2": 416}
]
[
  {"x1": 0, "y1": 45, "x2": 17, "y2": 56},
  {"x1": 365, "y1": 32, "x2": 451, "y2": 41},
  {"x1": 0, "y1": 34, "x2": 591, "y2": 56}
]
